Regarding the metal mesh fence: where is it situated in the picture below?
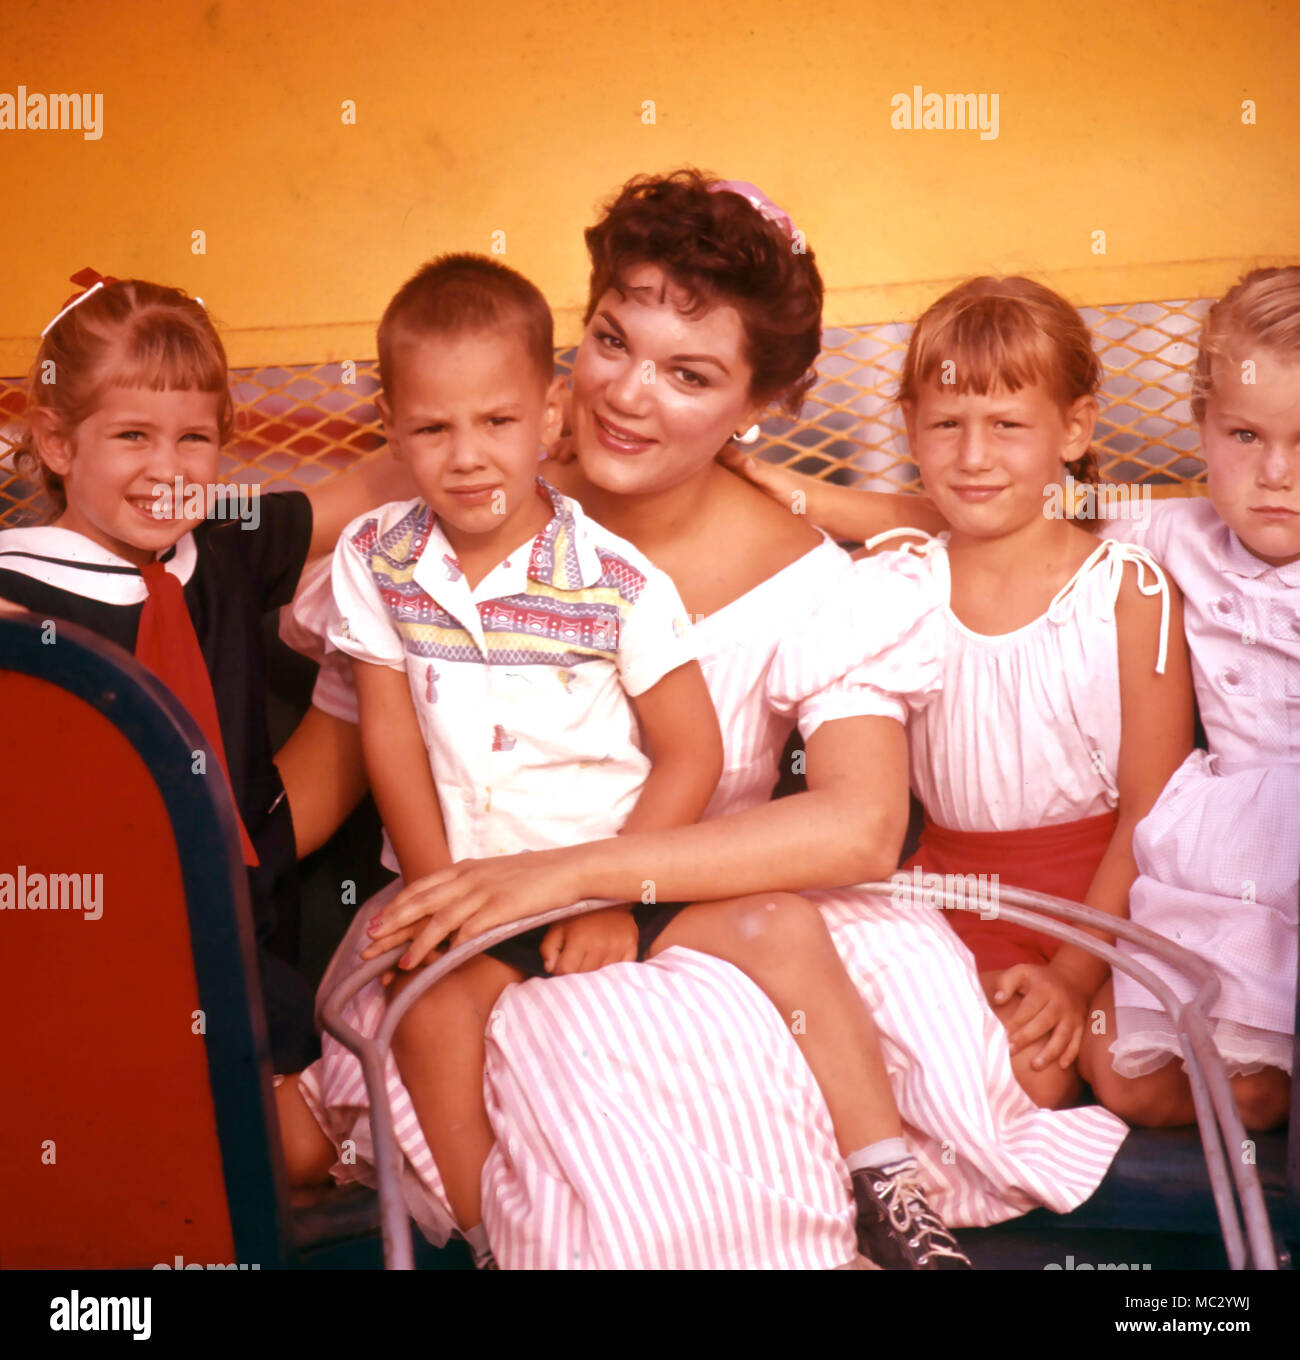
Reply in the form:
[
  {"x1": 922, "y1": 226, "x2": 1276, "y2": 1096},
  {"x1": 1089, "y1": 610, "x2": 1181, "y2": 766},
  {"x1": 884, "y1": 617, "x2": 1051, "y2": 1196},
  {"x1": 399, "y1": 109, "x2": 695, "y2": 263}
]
[{"x1": 0, "y1": 296, "x2": 1211, "y2": 527}]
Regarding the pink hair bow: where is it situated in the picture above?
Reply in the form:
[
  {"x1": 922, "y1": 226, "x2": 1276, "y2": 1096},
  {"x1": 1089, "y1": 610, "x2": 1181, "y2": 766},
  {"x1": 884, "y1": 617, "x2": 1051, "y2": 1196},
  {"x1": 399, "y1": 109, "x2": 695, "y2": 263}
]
[{"x1": 708, "y1": 179, "x2": 797, "y2": 240}]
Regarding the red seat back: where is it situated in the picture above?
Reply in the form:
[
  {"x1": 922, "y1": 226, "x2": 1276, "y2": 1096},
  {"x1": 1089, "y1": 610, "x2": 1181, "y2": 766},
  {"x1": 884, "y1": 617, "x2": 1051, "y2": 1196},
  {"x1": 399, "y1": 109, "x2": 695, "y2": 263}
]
[{"x1": 0, "y1": 614, "x2": 287, "y2": 1268}]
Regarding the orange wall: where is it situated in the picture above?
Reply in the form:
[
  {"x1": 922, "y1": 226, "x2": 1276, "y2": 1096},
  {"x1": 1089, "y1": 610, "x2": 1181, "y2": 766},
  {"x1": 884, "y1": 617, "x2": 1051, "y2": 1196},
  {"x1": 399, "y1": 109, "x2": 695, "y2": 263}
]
[{"x1": 1, "y1": 0, "x2": 1296, "y2": 370}]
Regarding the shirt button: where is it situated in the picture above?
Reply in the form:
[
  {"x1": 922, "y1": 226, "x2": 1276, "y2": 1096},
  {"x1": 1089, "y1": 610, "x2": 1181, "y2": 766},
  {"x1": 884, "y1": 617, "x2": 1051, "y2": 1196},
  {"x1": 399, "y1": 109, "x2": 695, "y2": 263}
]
[
  {"x1": 1222, "y1": 668, "x2": 1240, "y2": 688},
  {"x1": 1214, "y1": 597, "x2": 1231, "y2": 614},
  {"x1": 461, "y1": 789, "x2": 474, "y2": 805}
]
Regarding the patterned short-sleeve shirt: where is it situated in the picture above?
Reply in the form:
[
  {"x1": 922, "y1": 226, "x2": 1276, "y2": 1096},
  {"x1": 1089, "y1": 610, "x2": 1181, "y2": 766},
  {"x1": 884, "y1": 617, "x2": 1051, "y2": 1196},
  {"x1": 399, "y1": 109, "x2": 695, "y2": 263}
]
[{"x1": 328, "y1": 478, "x2": 695, "y2": 860}]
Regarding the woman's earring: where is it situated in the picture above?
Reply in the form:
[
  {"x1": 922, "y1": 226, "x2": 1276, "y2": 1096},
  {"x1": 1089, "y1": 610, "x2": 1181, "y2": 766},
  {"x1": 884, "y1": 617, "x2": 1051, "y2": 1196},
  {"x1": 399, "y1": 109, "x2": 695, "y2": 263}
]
[{"x1": 732, "y1": 424, "x2": 761, "y2": 445}]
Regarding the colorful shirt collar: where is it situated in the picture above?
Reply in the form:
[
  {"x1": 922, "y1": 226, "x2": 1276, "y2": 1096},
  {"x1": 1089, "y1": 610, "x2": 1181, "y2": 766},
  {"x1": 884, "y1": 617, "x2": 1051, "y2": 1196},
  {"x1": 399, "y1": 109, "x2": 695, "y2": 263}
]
[{"x1": 524, "y1": 478, "x2": 605, "y2": 591}]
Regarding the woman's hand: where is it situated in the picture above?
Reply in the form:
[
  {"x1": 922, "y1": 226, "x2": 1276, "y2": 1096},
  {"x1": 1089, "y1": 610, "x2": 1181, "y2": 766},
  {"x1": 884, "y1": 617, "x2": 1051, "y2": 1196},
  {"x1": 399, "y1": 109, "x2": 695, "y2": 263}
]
[
  {"x1": 362, "y1": 848, "x2": 584, "y2": 970},
  {"x1": 541, "y1": 906, "x2": 638, "y2": 974},
  {"x1": 993, "y1": 963, "x2": 1088, "y2": 1071}
]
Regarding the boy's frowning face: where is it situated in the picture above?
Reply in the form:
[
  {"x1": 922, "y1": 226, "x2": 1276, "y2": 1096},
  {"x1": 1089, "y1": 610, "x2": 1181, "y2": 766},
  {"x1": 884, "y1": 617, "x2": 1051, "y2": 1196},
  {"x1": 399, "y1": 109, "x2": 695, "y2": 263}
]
[{"x1": 379, "y1": 328, "x2": 562, "y2": 547}]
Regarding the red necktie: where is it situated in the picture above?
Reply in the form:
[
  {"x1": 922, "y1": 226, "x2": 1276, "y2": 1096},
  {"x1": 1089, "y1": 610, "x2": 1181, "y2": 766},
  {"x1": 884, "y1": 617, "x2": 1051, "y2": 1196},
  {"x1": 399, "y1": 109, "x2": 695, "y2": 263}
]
[{"x1": 135, "y1": 560, "x2": 259, "y2": 866}]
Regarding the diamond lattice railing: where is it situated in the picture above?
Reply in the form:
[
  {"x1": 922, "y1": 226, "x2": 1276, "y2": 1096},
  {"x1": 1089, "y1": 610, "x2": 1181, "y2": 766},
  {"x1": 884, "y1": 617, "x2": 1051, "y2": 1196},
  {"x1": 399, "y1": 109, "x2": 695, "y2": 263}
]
[{"x1": 0, "y1": 297, "x2": 1212, "y2": 527}]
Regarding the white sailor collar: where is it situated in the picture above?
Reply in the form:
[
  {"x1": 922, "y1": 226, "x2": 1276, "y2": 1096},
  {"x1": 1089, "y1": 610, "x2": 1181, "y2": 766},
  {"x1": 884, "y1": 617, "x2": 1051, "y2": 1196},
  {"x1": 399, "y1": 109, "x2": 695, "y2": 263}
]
[{"x1": 0, "y1": 525, "x2": 198, "y2": 604}]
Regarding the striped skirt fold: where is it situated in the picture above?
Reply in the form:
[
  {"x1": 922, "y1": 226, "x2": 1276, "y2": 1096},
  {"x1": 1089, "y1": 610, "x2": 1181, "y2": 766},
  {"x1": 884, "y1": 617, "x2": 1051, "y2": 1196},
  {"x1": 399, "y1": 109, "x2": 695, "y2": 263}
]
[{"x1": 298, "y1": 889, "x2": 1128, "y2": 1268}]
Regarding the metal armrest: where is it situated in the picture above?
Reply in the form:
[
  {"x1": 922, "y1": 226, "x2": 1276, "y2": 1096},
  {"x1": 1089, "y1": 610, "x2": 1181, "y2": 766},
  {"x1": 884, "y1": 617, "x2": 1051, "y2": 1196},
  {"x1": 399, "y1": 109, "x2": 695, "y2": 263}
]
[
  {"x1": 317, "y1": 893, "x2": 622, "y2": 1270},
  {"x1": 867, "y1": 878, "x2": 1276, "y2": 1270}
]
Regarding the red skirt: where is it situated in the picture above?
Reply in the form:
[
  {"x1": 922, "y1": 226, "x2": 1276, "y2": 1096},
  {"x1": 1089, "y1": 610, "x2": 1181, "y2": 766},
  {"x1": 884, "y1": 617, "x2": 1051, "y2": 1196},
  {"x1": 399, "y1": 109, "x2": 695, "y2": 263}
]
[{"x1": 901, "y1": 810, "x2": 1119, "y2": 973}]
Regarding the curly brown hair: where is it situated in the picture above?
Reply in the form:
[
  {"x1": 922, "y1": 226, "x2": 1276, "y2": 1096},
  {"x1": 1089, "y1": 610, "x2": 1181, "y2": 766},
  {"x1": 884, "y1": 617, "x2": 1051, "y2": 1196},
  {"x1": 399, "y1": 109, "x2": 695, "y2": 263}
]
[
  {"x1": 13, "y1": 278, "x2": 233, "y2": 517},
  {"x1": 377, "y1": 253, "x2": 555, "y2": 400},
  {"x1": 582, "y1": 169, "x2": 824, "y2": 418}
]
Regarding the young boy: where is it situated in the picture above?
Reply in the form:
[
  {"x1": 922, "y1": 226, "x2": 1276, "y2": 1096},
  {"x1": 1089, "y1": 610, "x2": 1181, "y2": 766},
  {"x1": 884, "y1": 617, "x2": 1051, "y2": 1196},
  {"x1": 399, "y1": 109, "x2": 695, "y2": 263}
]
[{"x1": 282, "y1": 254, "x2": 970, "y2": 1271}]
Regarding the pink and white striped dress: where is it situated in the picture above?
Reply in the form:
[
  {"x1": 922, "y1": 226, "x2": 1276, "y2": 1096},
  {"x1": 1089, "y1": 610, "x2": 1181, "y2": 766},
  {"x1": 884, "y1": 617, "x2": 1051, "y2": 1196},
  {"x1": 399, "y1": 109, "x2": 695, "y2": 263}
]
[{"x1": 296, "y1": 536, "x2": 1128, "y2": 1268}]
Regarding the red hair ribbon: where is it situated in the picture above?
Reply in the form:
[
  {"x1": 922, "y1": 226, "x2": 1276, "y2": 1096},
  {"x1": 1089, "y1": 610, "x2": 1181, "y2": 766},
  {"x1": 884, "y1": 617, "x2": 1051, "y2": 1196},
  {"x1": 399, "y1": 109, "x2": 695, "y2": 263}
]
[{"x1": 41, "y1": 267, "x2": 122, "y2": 337}]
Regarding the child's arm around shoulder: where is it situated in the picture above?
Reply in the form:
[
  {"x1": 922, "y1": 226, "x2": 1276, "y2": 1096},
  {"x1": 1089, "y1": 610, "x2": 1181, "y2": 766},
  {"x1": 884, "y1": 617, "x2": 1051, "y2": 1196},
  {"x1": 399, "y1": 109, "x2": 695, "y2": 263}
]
[{"x1": 721, "y1": 449, "x2": 948, "y2": 543}]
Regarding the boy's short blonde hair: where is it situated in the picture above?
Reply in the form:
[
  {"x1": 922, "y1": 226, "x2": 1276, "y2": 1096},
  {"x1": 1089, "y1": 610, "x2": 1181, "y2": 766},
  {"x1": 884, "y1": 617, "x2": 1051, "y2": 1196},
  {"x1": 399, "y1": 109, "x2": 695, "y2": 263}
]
[{"x1": 377, "y1": 254, "x2": 555, "y2": 399}]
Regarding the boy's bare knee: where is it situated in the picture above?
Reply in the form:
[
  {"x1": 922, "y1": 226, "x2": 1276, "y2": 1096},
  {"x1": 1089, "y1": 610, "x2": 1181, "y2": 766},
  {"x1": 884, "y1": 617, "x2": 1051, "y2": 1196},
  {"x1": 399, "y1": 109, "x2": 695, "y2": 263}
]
[
  {"x1": 388, "y1": 969, "x2": 458, "y2": 1050},
  {"x1": 1233, "y1": 1070, "x2": 1290, "y2": 1132}
]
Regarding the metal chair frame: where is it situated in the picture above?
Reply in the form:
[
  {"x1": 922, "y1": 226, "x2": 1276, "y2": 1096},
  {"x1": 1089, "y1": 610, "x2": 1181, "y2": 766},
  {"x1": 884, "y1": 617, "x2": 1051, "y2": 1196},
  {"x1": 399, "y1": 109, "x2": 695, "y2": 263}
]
[{"x1": 319, "y1": 876, "x2": 1282, "y2": 1271}]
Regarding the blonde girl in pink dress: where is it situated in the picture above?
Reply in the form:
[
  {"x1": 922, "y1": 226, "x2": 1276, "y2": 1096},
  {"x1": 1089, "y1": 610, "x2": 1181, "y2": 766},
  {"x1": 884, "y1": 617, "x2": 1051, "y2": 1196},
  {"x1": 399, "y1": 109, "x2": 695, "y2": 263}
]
[{"x1": 1080, "y1": 268, "x2": 1300, "y2": 1132}]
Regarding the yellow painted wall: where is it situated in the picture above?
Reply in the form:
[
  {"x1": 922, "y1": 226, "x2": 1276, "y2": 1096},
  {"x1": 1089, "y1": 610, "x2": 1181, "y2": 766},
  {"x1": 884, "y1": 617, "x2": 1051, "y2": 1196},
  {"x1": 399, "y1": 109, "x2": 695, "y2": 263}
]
[{"x1": 1, "y1": 0, "x2": 1296, "y2": 371}]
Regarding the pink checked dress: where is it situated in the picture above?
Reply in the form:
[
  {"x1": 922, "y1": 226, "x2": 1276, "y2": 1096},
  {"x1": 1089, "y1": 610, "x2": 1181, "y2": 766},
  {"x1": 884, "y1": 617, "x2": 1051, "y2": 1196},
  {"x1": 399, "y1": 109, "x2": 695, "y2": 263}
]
[
  {"x1": 1102, "y1": 498, "x2": 1300, "y2": 1077},
  {"x1": 292, "y1": 535, "x2": 1129, "y2": 1268}
]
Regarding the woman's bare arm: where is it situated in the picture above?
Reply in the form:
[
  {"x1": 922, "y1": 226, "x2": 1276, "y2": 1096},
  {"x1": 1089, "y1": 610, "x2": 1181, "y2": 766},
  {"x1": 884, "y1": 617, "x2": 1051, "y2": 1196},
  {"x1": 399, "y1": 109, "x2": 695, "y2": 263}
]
[
  {"x1": 720, "y1": 452, "x2": 947, "y2": 542},
  {"x1": 362, "y1": 714, "x2": 911, "y2": 964}
]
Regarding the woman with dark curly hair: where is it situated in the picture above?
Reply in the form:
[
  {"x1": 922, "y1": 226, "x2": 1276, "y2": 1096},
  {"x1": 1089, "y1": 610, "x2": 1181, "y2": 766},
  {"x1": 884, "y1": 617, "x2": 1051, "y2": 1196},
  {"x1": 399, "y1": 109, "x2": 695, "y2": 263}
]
[{"x1": 293, "y1": 170, "x2": 1129, "y2": 1269}]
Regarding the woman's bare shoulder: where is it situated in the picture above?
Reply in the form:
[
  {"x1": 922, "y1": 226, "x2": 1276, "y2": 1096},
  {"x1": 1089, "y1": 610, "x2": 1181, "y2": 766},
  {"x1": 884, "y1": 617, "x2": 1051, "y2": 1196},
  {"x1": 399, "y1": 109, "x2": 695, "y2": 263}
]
[{"x1": 718, "y1": 466, "x2": 824, "y2": 567}]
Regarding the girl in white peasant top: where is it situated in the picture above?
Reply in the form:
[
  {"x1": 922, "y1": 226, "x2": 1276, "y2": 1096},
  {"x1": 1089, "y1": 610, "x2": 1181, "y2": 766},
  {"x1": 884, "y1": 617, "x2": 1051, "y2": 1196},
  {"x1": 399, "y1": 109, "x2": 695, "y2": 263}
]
[
  {"x1": 734, "y1": 270, "x2": 1297, "y2": 1133},
  {"x1": 729, "y1": 276, "x2": 1196, "y2": 1111}
]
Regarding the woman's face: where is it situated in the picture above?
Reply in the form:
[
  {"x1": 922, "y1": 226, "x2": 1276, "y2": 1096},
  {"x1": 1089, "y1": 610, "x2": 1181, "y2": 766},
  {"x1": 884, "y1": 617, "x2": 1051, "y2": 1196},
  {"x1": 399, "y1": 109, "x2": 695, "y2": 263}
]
[{"x1": 570, "y1": 262, "x2": 762, "y2": 497}]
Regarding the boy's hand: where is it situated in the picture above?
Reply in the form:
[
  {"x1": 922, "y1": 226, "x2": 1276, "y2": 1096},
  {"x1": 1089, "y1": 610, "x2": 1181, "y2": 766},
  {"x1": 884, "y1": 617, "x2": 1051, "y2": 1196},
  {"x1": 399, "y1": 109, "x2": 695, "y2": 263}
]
[
  {"x1": 994, "y1": 963, "x2": 1088, "y2": 1070},
  {"x1": 541, "y1": 905, "x2": 638, "y2": 975}
]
